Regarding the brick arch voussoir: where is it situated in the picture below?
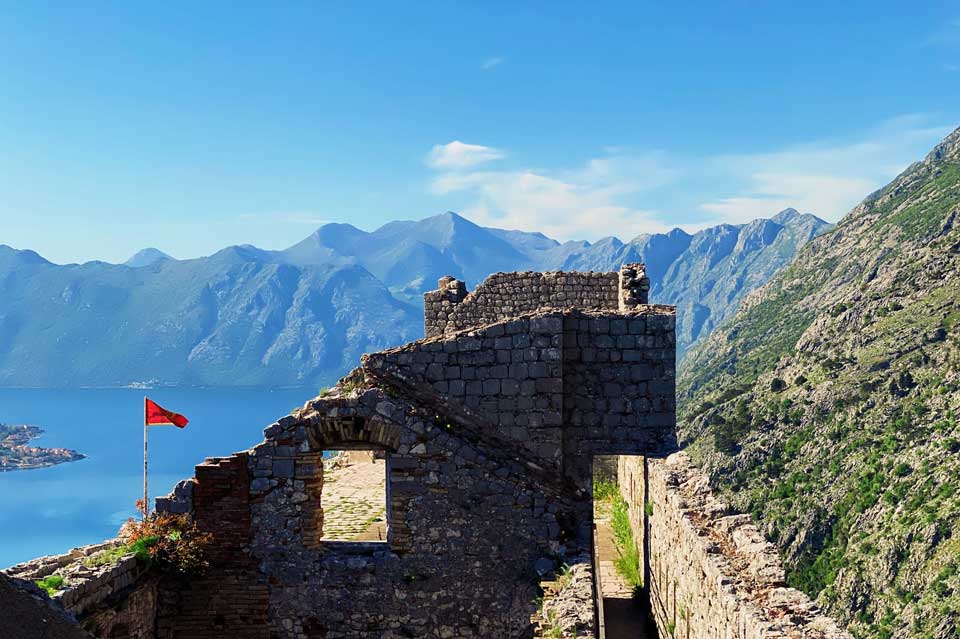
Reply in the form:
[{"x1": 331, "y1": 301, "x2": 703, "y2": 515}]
[{"x1": 305, "y1": 415, "x2": 402, "y2": 453}]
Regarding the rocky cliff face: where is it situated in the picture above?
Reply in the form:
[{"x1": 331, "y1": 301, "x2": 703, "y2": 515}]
[
  {"x1": 679, "y1": 127, "x2": 960, "y2": 639},
  {"x1": 532, "y1": 210, "x2": 829, "y2": 354}
]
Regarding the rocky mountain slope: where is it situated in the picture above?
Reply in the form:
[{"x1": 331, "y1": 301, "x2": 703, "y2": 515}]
[
  {"x1": 678, "y1": 127, "x2": 960, "y2": 639},
  {"x1": 0, "y1": 249, "x2": 418, "y2": 387},
  {"x1": 279, "y1": 209, "x2": 829, "y2": 354},
  {"x1": 0, "y1": 209, "x2": 826, "y2": 388}
]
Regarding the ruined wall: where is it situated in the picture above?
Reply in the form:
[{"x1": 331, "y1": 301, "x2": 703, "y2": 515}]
[
  {"x1": 157, "y1": 389, "x2": 585, "y2": 639},
  {"x1": 149, "y1": 300, "x2": 674, "y2": 639},
  {"x1": 0, "y1": 572, "x2": 91, "y2": 639},
  {"x1": 617, "y1": 453, "x2": 852, "y2": 638},
  {"x1": 561, "y1": 310, "x2": 675, "y2": 485},
  {"x1": 424, "y1": 265, "x2": 650, "y2": 338},
  {"x1": 155, "y1": 454, "x2": 269, "y2": 639},
  {"x1": 369, "y1": 307, "x2": 676, "y2": 484},
  {"x1": 367, "y1": 314, "x2": 567, "y2": 470}
]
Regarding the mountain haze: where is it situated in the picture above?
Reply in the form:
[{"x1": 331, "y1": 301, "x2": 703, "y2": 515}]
[
  {"x1": 0, "y1": 209, "x2": 827, "y2": 387},
  {"x1": 679, "y1": 127, "x2": 960, "y2": 638},
  {"x1": 124, "y1": 248, "x2": 173, "y2": 268},
  {"x1": 0, "y1": 248, "x2": 418, "y2": 387},
  {"x1": 281, "y1": 209, "x2": 829, "y2": 354}
]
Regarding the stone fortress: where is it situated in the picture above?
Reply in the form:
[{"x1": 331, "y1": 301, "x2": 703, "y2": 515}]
[{"x1": 3, "y1": 265, "x2": 851, "y2": 639}]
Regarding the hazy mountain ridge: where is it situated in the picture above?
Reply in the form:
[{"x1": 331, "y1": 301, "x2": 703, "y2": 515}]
[
  {"x1": 678, "y1": 127, "x2": 960, "y2": 638},
  {"x1": 274, "y1": 209, "x2": 828, "y2": 354},
  {"x1": 0, "y1": 251, "x2": 419, "y2": 387},
  {"x1": 0, "y1": 208, "x2": 827, "y2": 387}
]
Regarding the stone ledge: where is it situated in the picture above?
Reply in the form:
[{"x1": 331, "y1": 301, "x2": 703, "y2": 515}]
[{"x1": 620, "y1": 453, "x2": 853, "y2": 638}]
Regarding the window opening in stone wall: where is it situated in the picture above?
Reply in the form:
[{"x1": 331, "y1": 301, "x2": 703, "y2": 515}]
[{"x1": 320, "y1": 449, "x2": 388, "y2": 542}]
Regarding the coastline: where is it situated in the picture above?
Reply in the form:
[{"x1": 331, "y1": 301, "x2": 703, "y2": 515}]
[{"x1": 0, "y1": 424, "x2": 86, "y2": 472}]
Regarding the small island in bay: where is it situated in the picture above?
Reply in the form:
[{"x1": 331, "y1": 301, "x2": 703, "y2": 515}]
[{"x1": 0, "y1": 423, "x2": 85, "y2": 472}]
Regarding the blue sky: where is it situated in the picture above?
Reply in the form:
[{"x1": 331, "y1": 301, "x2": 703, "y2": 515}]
[{"x1": 1, "y1": 2, "x2": 958, "y2": 263}]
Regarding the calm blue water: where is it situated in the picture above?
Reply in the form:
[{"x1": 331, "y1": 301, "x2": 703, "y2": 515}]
[{"x1": 0, "y1": 387, "x2": 317, "y2": 568}]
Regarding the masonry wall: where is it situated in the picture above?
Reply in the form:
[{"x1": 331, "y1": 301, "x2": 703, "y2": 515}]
[
  {"x1": 4, "y1": 540, "x2": 155, "y2": 638},
  {"x1": 561, "y1": 310, "x2": 676, "y2": 485},
  {"x1": 617, "y1": 453, "x2": 852, "y2": 639},
  {"x1": 155, "y1": 454, "x2": 269, "y2": 639},
  {"x1": 148, "y1": 302, "x2": 675, "y2": 639},
  {"x1": 367, "y1": 314, "x2": 567, "y2": 470},
  {"x1": 424, "y1": 271, "x2": 620, "y2": 337},
  {"x1": 369, "y1": 308, "x2": 676, "y2": 485},
  {"x1": 211, "y1": 390, "x2": 580, "y2": 639}
]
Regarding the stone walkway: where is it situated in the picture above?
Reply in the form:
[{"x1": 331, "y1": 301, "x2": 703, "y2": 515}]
[
  {"x1": 321, "y1": 457, "x2": 387, "y2": 541},
  {"x1": 594, "y1": 503, "x2": 655, "y2": 638}
]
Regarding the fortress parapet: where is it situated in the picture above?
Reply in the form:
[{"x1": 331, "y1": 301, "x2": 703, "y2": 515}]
[{"x1": 423, "y1": 263, "x2": 650, "y2": 338}]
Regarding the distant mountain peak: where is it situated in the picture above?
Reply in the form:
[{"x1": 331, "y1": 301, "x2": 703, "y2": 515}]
[
  {"x1": 311, "y1": 221, "x2": 364, "y2": 236},
  {"x1": 125, "y1": 248, "x2": 173, "y2": 268},
  {"x1": 771, "y1": 208, "x2": 827, "y2": 227},
  {"x1": 924, "y1": 125, "x2": 960, "y2": 163},
  {"x1": 770, "y1": 208, "x2": 800, "y2": 224},
  {"x1": 0, "y1": 245, "x2": 51, "y2": 265}
]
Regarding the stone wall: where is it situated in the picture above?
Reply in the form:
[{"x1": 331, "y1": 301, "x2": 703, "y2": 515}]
[
  {"x1": 560, "y1": 310, "x2": 675, "y2": 485},
  {"x1": 155, "y1": 454, "x2": 269, "y2": 639},
  {"x1": 148, "y1": 293, "x2": 674, "y2": 638},
  {"x1": 424, "y1": 264, "x2": 650, "y2": 338},
  {"x1": 617, "y1": 453, "x2": 852, "y2": 638},
  {"x1": 0, "y1": 572, "x2": 91, "y2": 639},
  {"x1": 4, "y1": 540, "x2": 155, "y2": 638},
  {"x1": 157, "y1": 385, "x2": 589, "y2": 639},
  {"x1": 368, "y1": 306, "x2": 677, "y2": 485},
  {"x1": 366, "y1": 313, "x2": 568, "y2": 471}
]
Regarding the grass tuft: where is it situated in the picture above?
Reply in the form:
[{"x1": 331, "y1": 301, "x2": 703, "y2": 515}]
[{"x1": 35, "y1": 574, "x2": 65, "y2": 597}]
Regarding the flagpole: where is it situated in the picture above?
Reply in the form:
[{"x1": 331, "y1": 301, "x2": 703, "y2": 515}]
[{"x1": 143, "y1": 396, "x2": 148, "y2": 520}]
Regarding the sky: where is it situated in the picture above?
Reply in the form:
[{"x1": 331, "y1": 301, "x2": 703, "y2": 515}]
[{"x1": 1, "y1": 2, "x2": 959, "y2": 264}]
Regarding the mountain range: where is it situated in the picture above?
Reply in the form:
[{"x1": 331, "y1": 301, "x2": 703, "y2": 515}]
[
  {"x1": 0, "y1": 210, "x2": 827, "y2": 388},
  {"x1": 679, "y1": 126, "x2": 960, "y2": 638}
]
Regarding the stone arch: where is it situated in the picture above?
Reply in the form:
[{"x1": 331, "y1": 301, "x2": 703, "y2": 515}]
[{"x1": 304, "y1": 415, "x2": 402, "y2": 453}]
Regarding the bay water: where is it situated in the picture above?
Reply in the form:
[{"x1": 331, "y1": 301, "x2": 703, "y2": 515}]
[{"x1": 0, "y1": 387, "x2": 318, "y2": 568}]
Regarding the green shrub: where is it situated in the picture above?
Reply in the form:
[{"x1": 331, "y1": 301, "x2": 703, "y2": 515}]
[
  {"x1": 592, "y1": 479, "x2": 619, "y2": 502},
  {"x1": 83, "y1": 544, "x2": 134, "y2": 568},
  {"x1": 117, "y1": 512, "x2": 213, "y2": 574},
  {"x1": 831, "y1": 303, "x2": 848, "y2": 317},
  {"x1": 893, "y1": 463, "x2": 912, "y2": 477},
  {"x1": 35, "y1": 575, "x2": 65, "y2": 597}
]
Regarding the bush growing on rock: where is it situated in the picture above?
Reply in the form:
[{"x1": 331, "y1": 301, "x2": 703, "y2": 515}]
[{"x1": 118, "y1": 512, "x2": 212, "y2": 574}]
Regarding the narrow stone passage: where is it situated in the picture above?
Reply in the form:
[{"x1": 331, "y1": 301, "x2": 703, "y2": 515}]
[{"x1": 595, "y1": 508, "x2": 657, "y2": 639}]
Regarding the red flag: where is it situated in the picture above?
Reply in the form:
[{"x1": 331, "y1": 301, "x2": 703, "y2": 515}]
[{"x1": 144, "y1": 398, "x2": 189, "y2": 428}]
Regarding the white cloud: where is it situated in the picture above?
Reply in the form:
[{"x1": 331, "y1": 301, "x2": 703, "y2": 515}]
[
  {"x1": 481, "y1": 56, "x2": 504, "y2": 70},
  {"x1": 426, "y1": 141, "x2": 505, "y2": 169},
  {"x1": 699, "y1": 175, "x2": 875, "y2": 224},
  {"x1": 428, "y1": 152, "x2": 683, "y2": 240},
  {"x1": 699, "y1": 115, "x2": 954, "y2": 222},
  {"x1": 425, "y1": 115, "x2": 956, "y2": 240}
]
